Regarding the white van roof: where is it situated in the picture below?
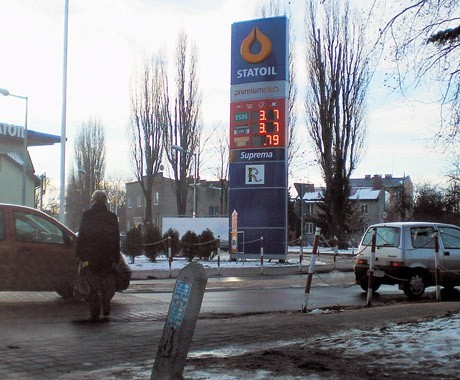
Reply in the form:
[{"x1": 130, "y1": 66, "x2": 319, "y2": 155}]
[{"x1": 368, "y1": 221, "x2": 458, "y2": 229}]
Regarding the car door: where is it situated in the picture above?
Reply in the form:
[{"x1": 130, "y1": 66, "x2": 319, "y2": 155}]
[
  {"x1": 438, "y1": 225, "x2": 460, "y2": 284},
  {"x1": 0, "y1": 207, "x2": 13, "y2": 289},
  {"x1": 12, "y1": 209, "x2": 78, "y2": 291}
]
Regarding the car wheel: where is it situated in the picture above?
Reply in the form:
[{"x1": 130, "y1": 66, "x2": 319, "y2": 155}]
[
  {"x1": 403, "y1": 271, "x2": 426, "y2": 299},
  {"x1": 359, "y1": 278, "x2": 381, "y2": 292},
  {"x1": 56, "y1": 284, "x2": 75, "y2": 300}
]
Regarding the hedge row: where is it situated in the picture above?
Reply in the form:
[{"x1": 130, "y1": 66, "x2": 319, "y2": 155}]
[{"x1": 124, "y1": 225, "x2": 219, "y2": 263}]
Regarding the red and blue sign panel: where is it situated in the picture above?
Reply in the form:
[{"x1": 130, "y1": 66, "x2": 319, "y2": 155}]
[
  {"x1": 229, "y1": 16, "x2": 288, "y2": 258},
  {"x1": 230, "y1": 98, "x2": 286, "y2": 150}
]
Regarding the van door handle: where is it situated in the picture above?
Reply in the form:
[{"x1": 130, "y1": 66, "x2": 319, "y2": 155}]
[{"x1": 444, "y1": 251, "x2": 450, "y2": 256}]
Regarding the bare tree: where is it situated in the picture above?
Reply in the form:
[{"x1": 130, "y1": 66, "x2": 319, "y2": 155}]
[
  {"x1": 207, "y1": 123, "x2": 229, "y2": 216},
  {"x1": 66, "y1": 169, "x2": 82, "y2": 231},
  {"x1": 375, "y1": 0, "x2": 459, "y2": 147},
  {"x1": 104, "y1": 174, "x2": 127, "y2": 213},
  {"x1": 37, "y1": 177, "x2": 59, "y2": 218},
  {"x1": 66, "y1": 118, "x2": 106, "y2": 230},
  {"x1": 129, "y1": 55, "x2": 166, "y2": 225},
  {"x1": 104, "y1": 173, "x2": 128, "y2": 231},
  {"x1": 255, "y1": 0, "x2": 300, "y2": 177},
  {"x1": 163, "y1": 31, "x2": 202, "y2": 216},
  {"x1": 304, "y1": 0, "x2": 370, "y2": 245}
]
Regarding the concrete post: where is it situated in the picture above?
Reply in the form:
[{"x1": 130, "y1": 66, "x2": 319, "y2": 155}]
[
  {"x1": 151, "y1": 262, "x2": 208, "y2": 380},
  {"x1": 301, "y1": 227, "x2": 321, "y2": 313},
  {"x1": 168, "y1": 236, "x2": 172, "y2": 278},
  {"x1": 217, "y1": 236, "x2": 221, "y2": 276},
  {"x1": 260, "y1": 236, "x2": 264, "y2": 275},
  {"x1": 333, "y1": 236, "x2": 338, "y2": 271}
]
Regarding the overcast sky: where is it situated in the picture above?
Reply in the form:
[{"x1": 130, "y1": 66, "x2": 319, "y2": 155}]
[{"x1": 0, "y1": 0, "x2": 450, "y2": 194}]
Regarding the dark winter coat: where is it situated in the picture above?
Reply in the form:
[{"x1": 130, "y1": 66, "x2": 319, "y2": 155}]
[{"x1": 76, "y1": 202, "x2": 120, "y2": 273}]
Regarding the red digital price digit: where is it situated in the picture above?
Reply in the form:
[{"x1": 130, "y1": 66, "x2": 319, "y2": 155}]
[
  {"x1": 264, "y1": 134, "x2": 280, "y2": 146},
  {"x1": 259, "y1": 122, "x2": 266, "y2": 134},
  {"x1": 259, "y1": 109, "x2": 266, "y2": 121}
]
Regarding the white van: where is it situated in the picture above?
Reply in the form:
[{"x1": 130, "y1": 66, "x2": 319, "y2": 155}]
[{"x1": 354, "y1": 222, "x2": 460, "y2": 298}]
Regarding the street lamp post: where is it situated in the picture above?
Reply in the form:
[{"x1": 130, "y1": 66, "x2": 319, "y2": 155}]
[
  {"x1": 0, "y1": 88, "x2": 29, "y2": 206},
  {"x1": 59, "y1": 0, "x2": 70, "y2": 224},
  {"x1": 171, "y1": 144, "x2": 197, "y2": 218},
  {"x1": 300, "y1": 184, "x2": 304, "y2": 260}
]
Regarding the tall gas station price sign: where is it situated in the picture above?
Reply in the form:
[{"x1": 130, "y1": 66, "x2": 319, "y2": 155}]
[{"x1": 229, "y1": 17, "x2": 288, "y2": 259}]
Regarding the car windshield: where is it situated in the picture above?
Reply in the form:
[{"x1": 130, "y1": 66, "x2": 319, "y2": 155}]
[{"x1": 362, "y1": 227, "x2": 400, "y2": 247}]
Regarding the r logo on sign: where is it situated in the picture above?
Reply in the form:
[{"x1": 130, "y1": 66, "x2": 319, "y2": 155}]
[{"x1": 245, "y1": 164, "x2": 265, "y2": 184}]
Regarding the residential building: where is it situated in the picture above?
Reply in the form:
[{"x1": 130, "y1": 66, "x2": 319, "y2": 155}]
[
  {"x1": 125, "y1": 173, "x2": 228, "y2": 232},
  {"x1": 0, "y1": 152, "x2": 39, "y2": 207},
  {"x1": 0, "y1": 129, "x2": 60, "y2": 207},
  {"x1": 295, "y1": 174, "x2": 413, "y2": 246}
]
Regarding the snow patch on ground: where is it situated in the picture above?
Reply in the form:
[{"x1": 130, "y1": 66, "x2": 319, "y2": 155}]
[
  {"x1": 310, "y1": 312, "x2": 460, "y2": 376},
  {"x1": 125, "y1": 245, "x2": 349, "y2": 272},
  {"x1": 66, "y1": 311, "x2": 460, "y2": 379}
]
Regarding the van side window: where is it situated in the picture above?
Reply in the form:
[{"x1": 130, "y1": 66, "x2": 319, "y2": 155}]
[
  {"x1": 362, "y1": 227, "x2": 400, "y2": 247},
  {"x1": 439, "y1": 227, "x2": 460, "y2": 249},
  {"x1": 0, "y1": 210, "x2": 4, "y2": 241},
  {"x1": 411, "y1": 227, "x2": 435, "y2": 249},
  {"x1": 14, "y1": 211, "x2": 65, "y2": 244}
]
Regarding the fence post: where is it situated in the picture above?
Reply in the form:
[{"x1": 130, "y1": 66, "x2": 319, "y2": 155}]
[
  {"x1": 434, "y1": 230, "x2": 441, "y2": 301},
  {"x1": 168, "y1": 236, "x2": 172, "y2": 279},
  {"x1": 260, "y1": 236, "x2": 264, "y2": 275},
  {"x1": 333, "y1": 236, "x2": 338, "y2": 270},
  {"x1": 366, "y1": 228, "x2": 377, "y2": 306},
  {"x1": 302, "y1": 227, "x2": 321, "y2": 313},
  {"x1": 217, "y1": 236, "x2": 221, "y2": 276},
  {"x1": 299, "y1": 236, "x2": 303, "y2": 272}
]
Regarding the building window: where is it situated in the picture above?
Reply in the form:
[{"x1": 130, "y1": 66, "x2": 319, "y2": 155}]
[
  {"x1": 305, "y1": 204, "x2": 313, "y2": 215},
  {"x1": 154, "y1": 191, "x2": 159, "y2": 206},
  {"x1": 127, "y1": 197, "x2": 132, "y2": 209},
  {"x1": 306, "y1": 222, "x2": 314, "y2": 235},
  {"x1": 361, "y1": 204, "x2": 369, "y2": 214},
  {"x1": 208, "y1": 205, "x2": 220, "y2": 216},
  {"x1": 137, "y1": 195, "x2": 142, "y2": 208}
]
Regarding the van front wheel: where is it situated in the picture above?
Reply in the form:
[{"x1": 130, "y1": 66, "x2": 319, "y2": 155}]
[{"x1": 403, "y1": 272, "x2": 426, "y2": 299}]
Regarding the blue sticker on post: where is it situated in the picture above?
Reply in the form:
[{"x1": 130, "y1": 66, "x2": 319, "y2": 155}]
[{"x1": 167, "y1": 280, "x2": 192, "y2": 331}]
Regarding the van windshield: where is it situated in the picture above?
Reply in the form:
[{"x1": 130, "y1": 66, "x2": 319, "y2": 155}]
[
  {"x1": 439, "y1": 226, "x2": 460, "y2": 249},
  {"x1": 362, "y1": 227, "x2": 400, "y2": 247}
]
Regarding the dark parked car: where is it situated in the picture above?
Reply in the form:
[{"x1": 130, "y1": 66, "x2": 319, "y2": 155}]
[{"x1": 0, "y1": 203, "x2": 131, "y2": 297}]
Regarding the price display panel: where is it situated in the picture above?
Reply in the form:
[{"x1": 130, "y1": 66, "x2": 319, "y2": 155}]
[{"x1": 230, "y1": 99, "x2": 286, "y2": 150}]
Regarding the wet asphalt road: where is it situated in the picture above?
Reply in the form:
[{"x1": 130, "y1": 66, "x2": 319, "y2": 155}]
[{"x1": 0, "y1": 270, "x2": 446, "y2": 378}]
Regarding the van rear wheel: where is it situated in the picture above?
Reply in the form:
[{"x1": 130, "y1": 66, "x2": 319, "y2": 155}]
[
  {"x1": 359, "y1": 278, "x2": 381, "y2": 292},
  {"x1": 403, "y1": 271, "x2": 426, "y2": 299}
]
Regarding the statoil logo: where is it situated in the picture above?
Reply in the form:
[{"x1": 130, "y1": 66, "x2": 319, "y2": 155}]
[
  {"x1": 240, "y1": 27, "x2": 272, "y2": 64},
  {"x1": 237, "y1": 27, "x2": 277, "y2": 79}
]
